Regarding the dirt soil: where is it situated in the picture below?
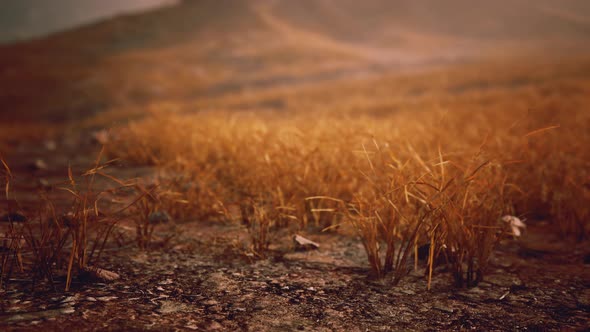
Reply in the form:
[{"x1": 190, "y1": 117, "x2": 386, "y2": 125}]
[{"x1": 1, "y1": 133, "x2": 589, "y2": 331}]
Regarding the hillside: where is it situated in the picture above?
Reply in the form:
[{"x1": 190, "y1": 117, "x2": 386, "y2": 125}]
[{"x1": 1, "y1": 0, "x2": 589, "y2": 124}]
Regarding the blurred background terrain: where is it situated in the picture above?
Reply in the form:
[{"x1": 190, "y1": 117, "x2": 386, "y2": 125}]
[
  {"x1": 1, "y1": 0, "x2": 590, "y2": 124},
  {"x1": 0, "y1": 0, "x2": 179, "y2": 43}
]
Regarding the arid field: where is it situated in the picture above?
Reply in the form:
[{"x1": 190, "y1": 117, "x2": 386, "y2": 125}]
[{"x1": 1, "y1": 1, "x2": 590, "y2": 331}]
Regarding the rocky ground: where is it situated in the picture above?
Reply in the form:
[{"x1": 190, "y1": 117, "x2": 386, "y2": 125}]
[{"x1": 1, "y1": 221, "x2": 589, "y2": 331}]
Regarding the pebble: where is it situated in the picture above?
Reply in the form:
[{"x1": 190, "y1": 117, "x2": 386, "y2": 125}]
[
  {"x1": 208, "y1": 306, "x2": 222, "y2": 313},
  {"x1": 158, "y1": 300, "x2": 191, "y2": 314},
  {"x1": 400, "y1": 289, "x2": 416, "y2": 295},
  {"x1": 38, "y1": 178, "x2": 51, "y2": 189},
  {"x1": 96, "y1": 296, "x2": 118, "y2": 302},
  {"x1": 44, "y1": 140, "x2": 57, "y2": 151},
  {"x1": 293, "y1": 234, "x2": 320, "y2": 251},
  {"x1": 91, "y1": 130, "x2": 110, "y2": 145},
  {"x1": 159, "y1": 279, "x2": 174, "y2": 285},
  {"x1": 33, "y1": 159, "x2": 48, "y2": 171},
  {"x1": 0, "y1": 213, "x2": 27, "y2": 222},
  {"x1": 206, "y1": 321, "x2": 223, "y2": 331},
  {"x1": 60, "y1": 306, "x2": 76, "y2": 315},
  {"x1": 62, "y1": 296, "x2": 77, "y2": 303},
  {"x1": 83, "y1": 266, "x2": 120, "y2": 282},
  {"x1": 149, "y1": 211, "x2": 173, "y2": 224},
  {"x1": 433, "y1": 304, "x2": 454, "y2": 314},
  {"x1": 204, "y1": 299, "x2": 219, "y2": 306}
]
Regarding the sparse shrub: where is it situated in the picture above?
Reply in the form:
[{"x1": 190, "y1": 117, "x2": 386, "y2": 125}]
[
  {"x1": 1, "y1": 153, "x2": 130, "y2": 291},
  {"x1": 240, "y1": 200, "x2": 274, "y2": 258}
]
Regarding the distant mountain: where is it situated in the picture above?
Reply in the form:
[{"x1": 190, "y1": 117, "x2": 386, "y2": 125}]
[
  {"x1": 1, "y1": 0, "x2": 589, "y2": 123},
  {"x1": 0, "y1": 0, "x2": 178, "y2": 43}
]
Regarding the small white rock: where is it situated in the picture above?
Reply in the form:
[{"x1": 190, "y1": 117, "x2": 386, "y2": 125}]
[{"x1": 293, "y1": 234, "x2": 320, "y2": 251}]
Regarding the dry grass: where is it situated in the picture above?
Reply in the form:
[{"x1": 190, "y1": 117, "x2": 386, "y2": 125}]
[
  {"x1": 0, "y1": 1, "x2": 588, "y2": 296},
  {"x1": 104, "y1": 58, "x2": 590, "y2": 285},
  {"x1": 2, "y1": 57, "x2": 587, "y2": 290},
  {"x1": 0, "y1": 151, "x2": 143, "y2": 291}
]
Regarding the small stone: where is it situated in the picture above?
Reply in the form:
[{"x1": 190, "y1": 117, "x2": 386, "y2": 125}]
[
  {"x1": 502, "y1": 215, "x2": 526, "y2": 237},
  {"x1": 293, "y1": 235, "x2": 320, "y2": 251},
  {"x1": 204, "y1": 299, "x2": 219, "y2": 306},
  {"x1": 91, "y1": 130, "x2": 110, "y2": 145},
  {"x1": 38, "y1": 178, "x2": 51, "y2": 189},
  {"x1": 159, "y1": 278, "x2": 174, "y2": 285},
  {"x1": 467, "y1": 287, "x2": 485, "y2": 294},
  {"x1": 60, "y1": 306, "x2": 75, "y2": 314},
  {"x1": 32, "y1": 159, "x2": 48, "y2": 171},
  {"x1": 158, "y1": 300, "x2": 191, "y2": 314},
  {"x1": 400, "y1": 289, "x2": 416, "y2": 295},
  {"x1": 44, "y1": 140, "x2": 57, "y2": 151},
  {"x1": 186, "y1": 324, "x2": 199, "y2": 330},
  {"x1": 0, "y1": 213, "x2": 27, "y2": 223},
  {"x1": 148, "y1": 211, "x2": 172, "y2": 224},
  {"x1": 208, "y1": 306, "x2": 222, "y2": 313},
  {"x1": 62, "y1": 296, "x2": 77, "y2": 303},
  {"x1": 82, "y1": 266, "x2": 120, "y2": 282},
  {"x1": 433, "y1": 304, "x2": 454, "y2": 314},
  {"x1": 206, "y1": 321, "x2": 223, "y2": 331},
  {"x1": 96, "y1": 296, "x2": 118, "y2": 302}
]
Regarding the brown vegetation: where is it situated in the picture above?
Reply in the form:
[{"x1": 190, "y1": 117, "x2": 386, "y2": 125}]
[{"x1": 103, "y1": 58, "x2": 590, "y2": 286}]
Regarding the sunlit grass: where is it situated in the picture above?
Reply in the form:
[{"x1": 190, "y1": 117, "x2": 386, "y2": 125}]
[{"x1": 105, "y1": 58, "x2": 590, "y2": 285}]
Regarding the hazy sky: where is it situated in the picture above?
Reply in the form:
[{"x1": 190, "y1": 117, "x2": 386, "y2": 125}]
[{"x1": 0, "y1": 0, "x2": 178, "y2": 43}]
